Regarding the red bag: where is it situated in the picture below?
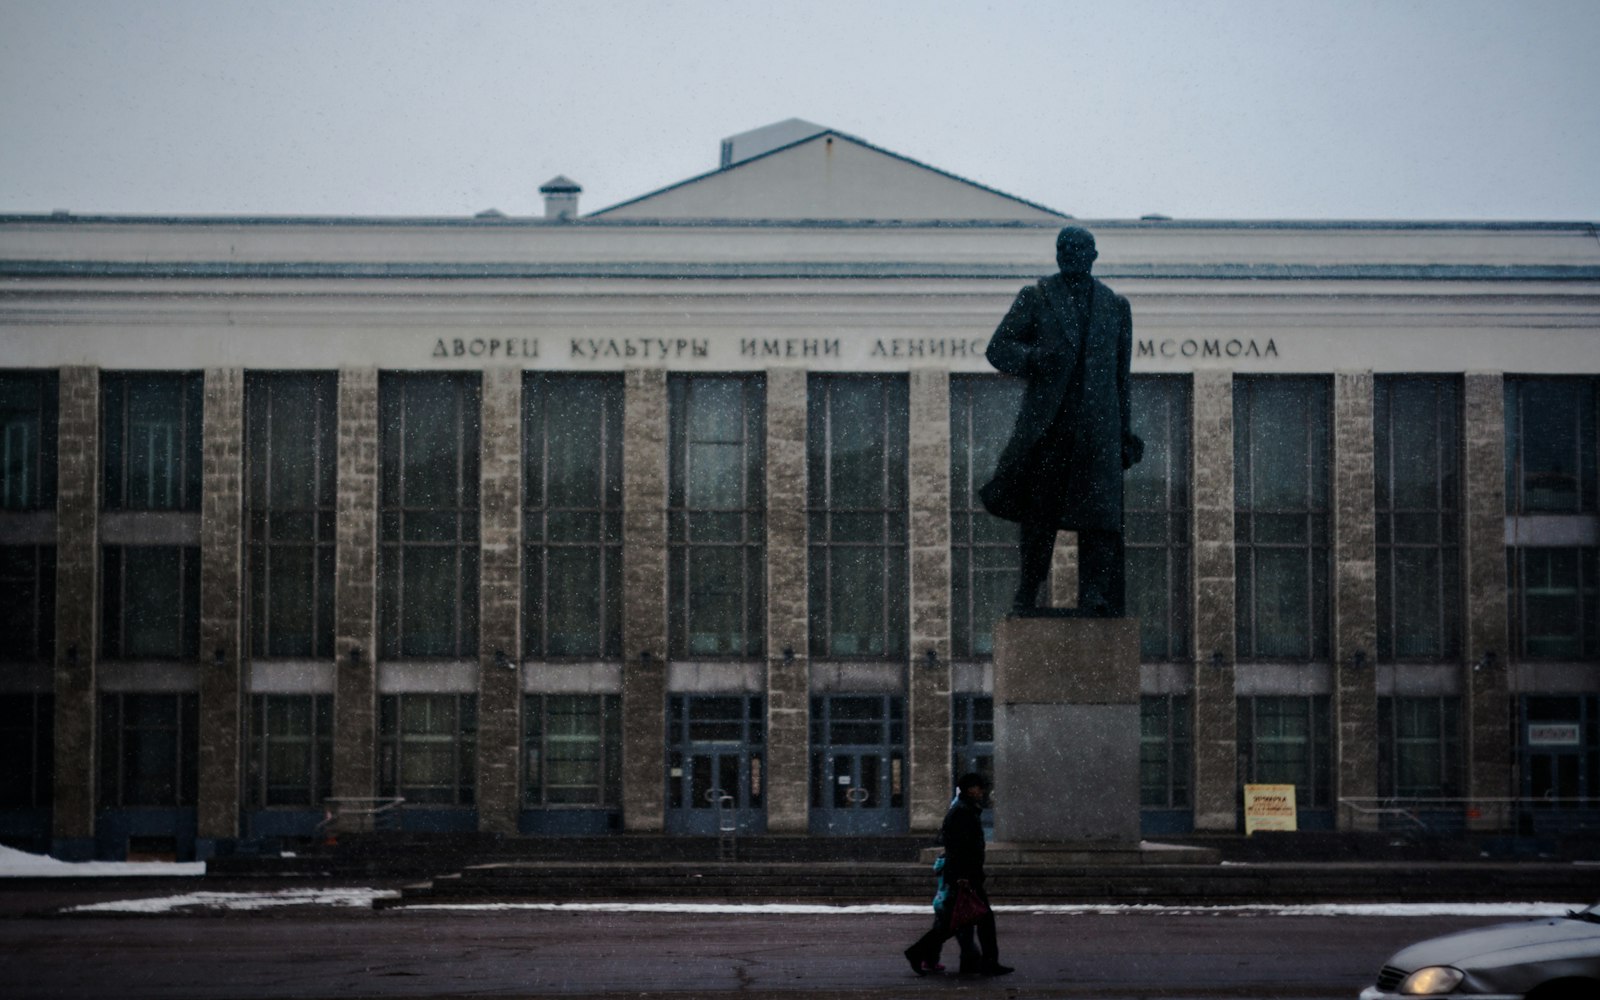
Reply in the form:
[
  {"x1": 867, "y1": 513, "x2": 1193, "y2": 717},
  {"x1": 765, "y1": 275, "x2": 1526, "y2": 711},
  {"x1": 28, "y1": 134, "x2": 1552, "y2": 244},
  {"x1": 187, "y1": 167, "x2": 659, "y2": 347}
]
[{"x1": 949, "y1": 882, "x2": 991, "y2": 930}]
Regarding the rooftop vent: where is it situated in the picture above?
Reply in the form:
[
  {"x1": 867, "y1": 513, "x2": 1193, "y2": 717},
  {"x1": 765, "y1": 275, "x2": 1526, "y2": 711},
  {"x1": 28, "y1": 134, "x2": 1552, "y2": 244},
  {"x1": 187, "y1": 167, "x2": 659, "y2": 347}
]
[{"x1": 539, "y1": 175, "x2": 582, "y2": 220}]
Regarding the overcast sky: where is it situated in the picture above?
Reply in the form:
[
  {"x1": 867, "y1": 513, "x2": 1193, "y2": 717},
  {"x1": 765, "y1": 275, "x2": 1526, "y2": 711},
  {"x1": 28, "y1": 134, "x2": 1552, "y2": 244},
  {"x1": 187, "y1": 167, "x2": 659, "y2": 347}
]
[{"x1": 2, "y1": 0, "x2": 1596, "y2": 220}]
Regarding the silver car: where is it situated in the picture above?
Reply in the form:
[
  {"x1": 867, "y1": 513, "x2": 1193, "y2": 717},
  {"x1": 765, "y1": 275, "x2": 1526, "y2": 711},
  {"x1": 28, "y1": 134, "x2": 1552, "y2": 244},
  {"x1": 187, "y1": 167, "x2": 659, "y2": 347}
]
[{"x1": 1360, "y1": 903, "x2": 1600, "y2": 999}]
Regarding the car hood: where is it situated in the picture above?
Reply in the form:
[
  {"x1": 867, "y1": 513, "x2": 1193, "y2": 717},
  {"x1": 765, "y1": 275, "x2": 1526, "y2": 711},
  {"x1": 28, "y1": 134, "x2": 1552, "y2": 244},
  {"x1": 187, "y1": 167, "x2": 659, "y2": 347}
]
[{"x1": 1389, "y1": 917, "x2": 1600, "y2": 972}]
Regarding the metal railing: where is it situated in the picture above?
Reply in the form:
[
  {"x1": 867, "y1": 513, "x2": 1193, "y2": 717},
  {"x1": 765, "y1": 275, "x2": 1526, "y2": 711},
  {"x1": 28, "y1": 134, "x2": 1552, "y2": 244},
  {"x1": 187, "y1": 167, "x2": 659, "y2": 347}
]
[
  {"x1": 318, "y1": 796, "x2": 407, "y2": 835},
  {"x1": 1339, "y1": 796, "x2": 1600, "y2": 835}
]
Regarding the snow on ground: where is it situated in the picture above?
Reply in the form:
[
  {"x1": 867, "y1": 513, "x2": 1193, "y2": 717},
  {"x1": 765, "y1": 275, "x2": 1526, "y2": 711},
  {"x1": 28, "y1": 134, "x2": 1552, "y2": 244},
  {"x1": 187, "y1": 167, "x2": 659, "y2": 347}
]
[
  {"x1": 0, "y1": 845, "x2": 204, "y2": 878},
  {"x1": 62, "y1": 888, "x2": 400, "y2": 914}
]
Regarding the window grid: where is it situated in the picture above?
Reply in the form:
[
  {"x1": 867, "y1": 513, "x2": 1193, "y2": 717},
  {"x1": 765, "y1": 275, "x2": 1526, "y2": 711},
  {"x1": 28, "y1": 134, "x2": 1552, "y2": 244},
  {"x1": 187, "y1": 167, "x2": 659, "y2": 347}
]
[
  {"x1": 524, "y1": 693, "x2": 623, "y2": 807},
  {"x1": 1234, "y1": 377, "x2": 1332, "y2": 661},
  {"x1": 1375, "y1": 376, "x2": 1463, "y2": 662},
  {"x1": 0, "y1": 371, "x2": 58, "y2": 511},
  {"x1": 378, "y1": 373, "x2": 480, "y2": 660},
  {"x1": 98, "y1": 693, "x2": 198, "y2": 808},
  {"x1": 1236, "y1": 695, "x2": 1332, "y2": 810},
  {"x1": 102, "y1": 372, "x2": 203, "y2": 511},
  {"x1": 378, "y1": 693, "x2": 477, "y2": 806},
  {"x1": 0, "y1": 693, "x2": 53, "y2": 808},
  {"x1": 522, "y1": 374, "x2": 623, "y2": 660},
  {"x1": 668, "y1": 374, "x2": 766, "y2": 659},
  {"x1": 1509, "y1": 547, "x2": 1600, "y2": 660},
  {"x1": 245, "y1": 374, "x2": 337, "y2": 659},
  {"x1": 1376, "y1": 696, "x2": 1463, "y2": 799},
  {"x1": 0, "y1": 545, "x2": 55, "y2": 663},
  {"x1": 950, "y1": 693, "x2": 994, "y2": 785},
  {"x1": 1140, "y1": 694, "x2": 1192, "y2": 809},
  {"x1": 1126, "y1": 377, "x2": 1192, "y2": 662},
  {"x1": 949, "y1": 377, "x2": 1022, "y2": 660},
  {"x1": 1504, "y1": 377, "x2": 1598, "y2": 515},
  {"x1": 245, "y1": 694, "x2": 333, "y2": 808},
  {"x1": 100, "y1": 545, "x2": 201, "y2": 660},
  {"x1": 807, "y1": 376, "x2": 909, "y2": 660}
]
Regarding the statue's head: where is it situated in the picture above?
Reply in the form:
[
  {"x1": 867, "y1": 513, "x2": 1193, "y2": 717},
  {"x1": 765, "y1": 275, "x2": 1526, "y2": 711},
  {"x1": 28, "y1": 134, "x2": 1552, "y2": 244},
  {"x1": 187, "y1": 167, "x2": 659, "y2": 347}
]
[{"x1": 1055, "y1": 226, "x2": 1098, "y2": 275}]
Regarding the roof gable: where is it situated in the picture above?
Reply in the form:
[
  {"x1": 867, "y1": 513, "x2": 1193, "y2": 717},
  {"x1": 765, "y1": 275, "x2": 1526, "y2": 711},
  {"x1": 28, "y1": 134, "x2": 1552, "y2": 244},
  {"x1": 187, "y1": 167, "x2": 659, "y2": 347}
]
[{"x1": 592, "y1": 130, "x2": 1067, "y2": 222}]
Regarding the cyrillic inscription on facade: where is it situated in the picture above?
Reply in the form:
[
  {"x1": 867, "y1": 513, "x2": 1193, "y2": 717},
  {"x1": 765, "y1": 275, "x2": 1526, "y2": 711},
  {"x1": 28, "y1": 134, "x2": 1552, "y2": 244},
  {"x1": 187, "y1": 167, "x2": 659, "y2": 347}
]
[
  {"x1": 570, "y1": 338, "x2": 709, "y2": 360},
  {"x1": 431, "y1": 337, "x2": 540, "y2": 359},
  {"x1": 1137, "y1": 338, "x2": 1279, "y2": 360},
  {"x1": 739, "y1": 338, "x2": 840, "y2": 359},
  {"x1": 870, "y1": 338, "x2": 988, "y2": 359}
]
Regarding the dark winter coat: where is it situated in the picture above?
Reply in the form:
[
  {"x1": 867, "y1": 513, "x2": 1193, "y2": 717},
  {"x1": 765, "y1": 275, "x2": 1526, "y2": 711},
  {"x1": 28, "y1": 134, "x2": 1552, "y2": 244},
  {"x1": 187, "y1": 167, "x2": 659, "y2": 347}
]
[
  {"x1": 979, "y1": 272, "x2": 1140, "y2": 532},
  {"x1": 938, "y1": 797, "x2": 988, "y2": 885}
]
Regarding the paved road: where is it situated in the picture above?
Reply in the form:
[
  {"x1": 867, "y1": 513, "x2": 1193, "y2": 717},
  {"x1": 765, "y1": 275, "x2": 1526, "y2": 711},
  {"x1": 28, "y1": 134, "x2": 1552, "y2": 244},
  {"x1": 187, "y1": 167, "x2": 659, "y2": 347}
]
[{"x1": 0, "y1": 887, "x2": 1503, "y2": 999}]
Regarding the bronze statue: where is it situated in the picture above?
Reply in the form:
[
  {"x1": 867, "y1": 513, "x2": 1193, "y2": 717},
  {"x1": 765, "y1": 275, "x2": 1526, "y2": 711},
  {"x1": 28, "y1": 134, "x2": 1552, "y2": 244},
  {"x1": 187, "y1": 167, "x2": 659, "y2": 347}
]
[{"x1": 980, "y1": 226, "x2": 1142, "y2": 616}]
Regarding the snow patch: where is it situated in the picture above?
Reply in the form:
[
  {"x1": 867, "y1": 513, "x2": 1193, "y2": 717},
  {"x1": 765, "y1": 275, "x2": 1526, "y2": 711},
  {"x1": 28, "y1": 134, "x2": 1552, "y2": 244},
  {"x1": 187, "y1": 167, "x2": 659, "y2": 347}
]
[
  {"x1": 62, "y1": 888, "x2": 400, "y2": 913},
  {"x1": 0, "y1": 845, "x2": 204, "y2": 878}
]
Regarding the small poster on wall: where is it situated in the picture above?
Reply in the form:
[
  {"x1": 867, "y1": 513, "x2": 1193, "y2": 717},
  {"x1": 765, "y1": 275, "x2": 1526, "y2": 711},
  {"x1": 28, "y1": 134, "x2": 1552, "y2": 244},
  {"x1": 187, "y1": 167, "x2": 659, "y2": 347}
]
[{"x1": 1243, "y1": 784, "x2": 1298, "y2": 835}]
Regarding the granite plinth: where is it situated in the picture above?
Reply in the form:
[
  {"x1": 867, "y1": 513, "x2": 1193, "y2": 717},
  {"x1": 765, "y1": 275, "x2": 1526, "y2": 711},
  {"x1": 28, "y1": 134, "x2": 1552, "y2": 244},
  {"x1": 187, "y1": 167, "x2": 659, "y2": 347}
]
[{"x1": 992, "y1": 615, "x2": 1140, "y2": 844}]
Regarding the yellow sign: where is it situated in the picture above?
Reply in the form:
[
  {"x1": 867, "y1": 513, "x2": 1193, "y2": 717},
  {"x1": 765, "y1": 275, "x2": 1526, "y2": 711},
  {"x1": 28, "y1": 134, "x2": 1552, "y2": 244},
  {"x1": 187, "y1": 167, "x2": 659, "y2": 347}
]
[{"x1": 1243, "y1": 784, "x2": 1298, "y2": 835}]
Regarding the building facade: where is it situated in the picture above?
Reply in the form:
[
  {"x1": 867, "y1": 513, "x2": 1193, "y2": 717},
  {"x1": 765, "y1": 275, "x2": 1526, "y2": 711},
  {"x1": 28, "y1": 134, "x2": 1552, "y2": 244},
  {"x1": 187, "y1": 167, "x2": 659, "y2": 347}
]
[{"x1": 2, "y1": 123, "x2": 1598, "y2": 859}]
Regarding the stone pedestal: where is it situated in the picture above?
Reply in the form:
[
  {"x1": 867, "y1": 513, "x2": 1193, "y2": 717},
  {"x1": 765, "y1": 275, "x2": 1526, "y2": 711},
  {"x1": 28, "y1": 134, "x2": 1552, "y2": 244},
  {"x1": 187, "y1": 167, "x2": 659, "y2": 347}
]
[{"x1": 992, "y1": 615, "x2": 1140, "y2": 844}]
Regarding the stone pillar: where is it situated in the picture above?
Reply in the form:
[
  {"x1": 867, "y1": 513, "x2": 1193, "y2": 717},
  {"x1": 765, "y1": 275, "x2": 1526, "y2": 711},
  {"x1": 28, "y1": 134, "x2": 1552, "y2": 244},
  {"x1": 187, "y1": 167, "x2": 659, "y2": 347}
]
[
  {"x1": 764, "y1": 369, "x2": 809, "y2": 834},
  {"x1": 1462, "y1": 373, "x2": 1511, "y2": 813},
  {"x1": 197, "y1": 369, "x2": 245, "y2": 855},
  {"x1": 51, "y1": 366, "x2": 98, "y2": 860},
  {"x1": 621, "y1": 369, "x2": 668, "y2": 832},
  {"x1": 1190, "y1": 370, "x2": 1238, "y2": 831},
  {"x1": 477, "y1": 368, "x2": 522, "y2": 834},
  {"x1": 332, "y1": 368, "x2": 379, "y2": 814},
  {"x1": 907, "y1": 369, "x2": 952, "y2": 832},
  {"x1": 1332, "y1": 372, "x2": 1379, "y2": 829}
]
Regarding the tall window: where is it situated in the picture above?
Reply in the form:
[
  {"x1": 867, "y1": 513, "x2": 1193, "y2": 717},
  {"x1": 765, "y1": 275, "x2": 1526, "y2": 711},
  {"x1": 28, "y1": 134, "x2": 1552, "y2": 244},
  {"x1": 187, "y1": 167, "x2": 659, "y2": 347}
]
[
  {"x1": 0, "y1": 371, "x2": 57, "y2": 510},
  {"x1": 98, "y1": 693, "x2": 198, "y2": 808},
  {"x1": 1128, "y1": 377, "x2": 1191, "y2": 662},
  {"x1": 523, "y1": 375, "x2": 622, "y2": 659},
  {"x1": 0, "y1": 546, "x2": 54, "y2": 663},
  {"x1": 951, "y1": 693, "x2": 994, "y2": 782},
  {"x1": 1505, "y1": 378, "x2": 1600, "y2": 661},
  {"x1": 246, "y1": 374, "x2": 336, "y2": 658},
  {"x1": 1237, "y1": 695, "x2": 1332, "y2": 810},
  {"x1": 1141, "y1": 694, "x2": 1192, "y2": 809},
  {"x1": 1377, "y1": 696, "x2": 1463, "y2": 799},
  {"x1": 668, "y1": 375, "x2": 765, "y2": 658},
  {"x1": 245, "y1": 695, "x2": 333, "y2": 808},
  {"x1": 1234, "y1": 378, "x2": 1331, "y2": 661},
  {"x1": 379, "y1": 373, "x2": 480, "y2": 659},
  {"x1": 1505, "y1": 378, "x2": 1597, "y2": 515},
  {"x1": 524, "y1": 694, "x2": 622, "y2": 807},
  {"x1": 1375, "y1": 377, "x2": 1462, "y2": 661},
  {"x1": 103, "y1": 372, "x2": 202, "y2": 511},
  {"x1": 949, "y1": 377, "x2": 1022, "y2": 659},
  {"x1": 0, "y1": 694, "x2": 53, "y2": 808},
  {"x1": 101, "y1": 546, "x2": 200, "y2": 659},
  {"x1": 1510, "y1": 548, "x2": 1599, "y2": 659},
  {"x1": 378, "y1": 693, "x2": 477, "y2": 805},
  {"x1": 808, "y1": 376, "x2": 908, "y2": 659}
]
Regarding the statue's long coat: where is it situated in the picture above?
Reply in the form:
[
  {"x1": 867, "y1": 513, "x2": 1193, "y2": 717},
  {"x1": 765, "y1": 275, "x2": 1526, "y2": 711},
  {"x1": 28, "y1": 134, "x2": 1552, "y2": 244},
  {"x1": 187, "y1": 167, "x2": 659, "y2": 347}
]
[{"x1": 979, "y1": 273, "x2": 1135, "y2": 532}]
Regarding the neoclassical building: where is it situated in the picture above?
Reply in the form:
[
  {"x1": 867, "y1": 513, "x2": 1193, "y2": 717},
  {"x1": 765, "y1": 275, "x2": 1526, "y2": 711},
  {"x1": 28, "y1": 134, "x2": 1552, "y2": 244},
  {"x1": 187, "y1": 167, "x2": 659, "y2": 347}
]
[{"x1": 2, "y1": 120, "x2": 1597, "y2": 859}]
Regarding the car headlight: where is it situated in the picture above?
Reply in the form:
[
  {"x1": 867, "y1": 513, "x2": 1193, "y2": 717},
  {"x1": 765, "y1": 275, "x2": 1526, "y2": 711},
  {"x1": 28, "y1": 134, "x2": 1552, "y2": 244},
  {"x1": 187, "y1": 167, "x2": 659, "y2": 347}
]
[{"x1": 1399, "y1": 966, "x2": 1465, "y2": 994}]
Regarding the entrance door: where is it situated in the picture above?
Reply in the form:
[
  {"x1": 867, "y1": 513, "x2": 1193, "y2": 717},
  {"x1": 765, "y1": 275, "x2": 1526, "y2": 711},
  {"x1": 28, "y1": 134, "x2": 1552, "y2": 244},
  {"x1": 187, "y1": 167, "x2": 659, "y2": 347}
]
[
  {"x1": 1518, "y1": 695, "x2": 1599, "y2": 835},
  {"x1": 665, "y1": 695, "x2": 765, "y2": 835},
  {"x1": 809, "y1": 695, "x2": 907, "y2": 835}
]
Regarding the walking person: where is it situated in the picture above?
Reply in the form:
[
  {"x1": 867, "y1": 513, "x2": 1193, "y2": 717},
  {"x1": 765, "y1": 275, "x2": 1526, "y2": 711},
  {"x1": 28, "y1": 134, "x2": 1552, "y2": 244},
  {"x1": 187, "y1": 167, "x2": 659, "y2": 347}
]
[{"x1": 903, "y1": 773, "x2": 1013, "y2": 977}]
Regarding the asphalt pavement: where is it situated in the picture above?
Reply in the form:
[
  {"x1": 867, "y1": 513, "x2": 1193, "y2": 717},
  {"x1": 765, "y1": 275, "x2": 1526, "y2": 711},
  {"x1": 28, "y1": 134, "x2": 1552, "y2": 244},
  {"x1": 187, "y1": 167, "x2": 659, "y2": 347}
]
[{"x1": 0, "y1": 877, "x2": 1528, "y2": 999}]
